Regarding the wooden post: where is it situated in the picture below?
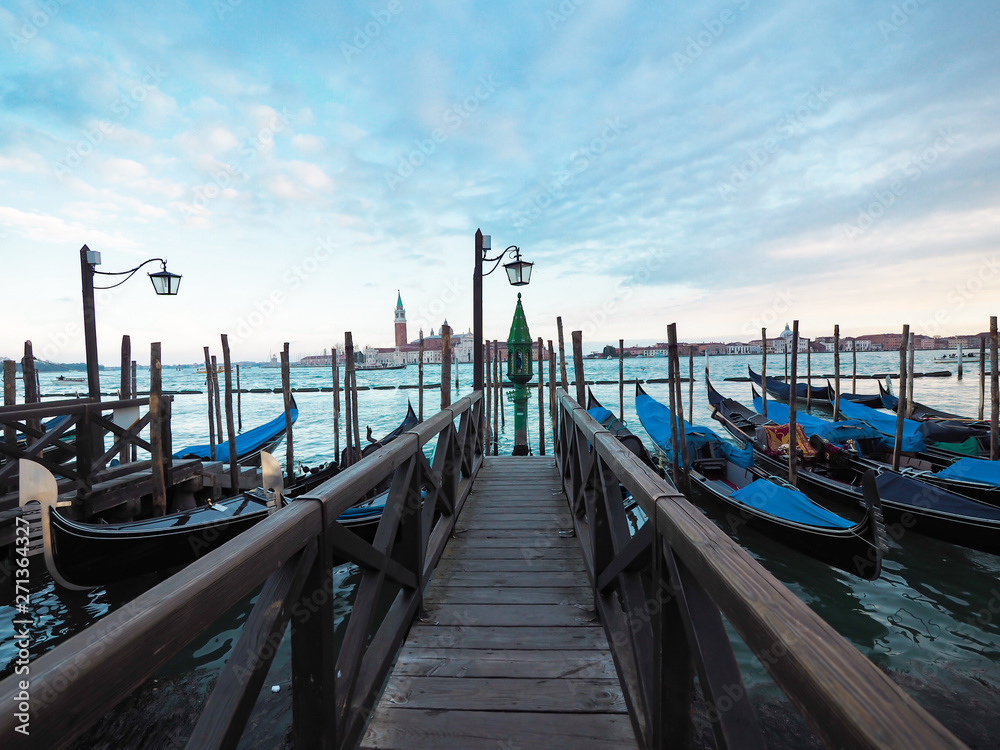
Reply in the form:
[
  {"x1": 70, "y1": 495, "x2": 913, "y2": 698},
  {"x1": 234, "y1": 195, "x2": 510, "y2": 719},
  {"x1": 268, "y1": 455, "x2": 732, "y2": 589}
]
[
  {"x1": 211, "y1": 355, "x2": 223, "y2": 442},
  {"x1": 979, "y1": 336, "x2": 986, "y2": 421},
  {"x1": 332, "y1": 349, "x2": 340, "y2": 458},
  {"x1": 3, "y1": 359, "x2": 16, "y2": 455},
  {"x1": 619, "y1": 338, "x2": 625, "y2": 422},
  {"x1": 557, "y1": 316, "x2": 569, "y2": 391},
  {"x1": 892, "y1": 325, "x2": 909, "y2": 471},
  {"x1": 22, "y1": 341, "x2": 39, "y2": 435},
  {"x1": 789, "y1": 321, "x2": 800, "y2": 487},
  {"x1": 548, "y1": 341, "x2": 557, "y2": 448},
  {"x1": 455, "y1": 349, "x2": 460, "y2": 392},
  {"x1": 991, "y1": 317, "x2": 999, "y2": 461},
  {"x1": 497, "y1": 341, "x2": 505, "y2": 428},
  {"x1": 236, "y1": 364, "x2": 242, "y2": 432},
  {"x1": 441, "y1": 324, "x2": 452, "y2": 409},
  {"x1": 760, "y1": 327, "x2": 768, "y2": 419},
  {"x1": 221, "y1": 334, "x2": 239, "y2": 493},
  {"x1": 688, "y1": 345, "x2": 694, "y2": 425},
  {"x1": 957, "y1": 341, "x2": 964, "y2": 380},
  {"x1": 492, "y1": 342, "x2": 500, "y2": 455},
  {"x1": 202, "y1": 347, "x2": 216, "y2": 461},
  {"x1": 537, "y1": 337, "x2": 545, "y2": 456},
  {"x1": 120, "y1": 335, "x2": 131, "y2": 399},
  {"x1": 119, "y1": 335, "x2": 131, "y2": 464},
  {"x1": 665, "y1": 328, "x2": 681, "y2": 482},
  {"x1": 131, "y1": 361, "x2": 137, "y2": 462},
  {"x1": 484, "y1": 343, "x2": 491, "y2": 452},
  {"x1": 281, "y1": 343, "x2": 293, "y2": 480},
  {"x1": 806, "y1": 339, "x2": 812, "y2": 411},
  {"x1": 784, "y1": 343, "x2": 788, "y2": 380},
  {"x1": 571, "y1": 331, "x2": 586, "y2": 407},
  {"x1": 906, "y1": 332, "x2": 916, "y2": 419},
  {"x1": 344, "y1": 333, "x2": 357, "y2": 466},
  {"x1": 418, "y1": 336, "x2": 424, "y2": 421},
  {"x1": 833, "y1": 325, "x2": 841, "y2": 421},
  {"x1": 343, "y1": 350, "x2": 354, "y2": 467},
  {"x1": 150, "y1": 342, "x2": 167, "y2": 516},
  {"x1": 668, "y1": 324, "x2": 690, "y2": 481}
]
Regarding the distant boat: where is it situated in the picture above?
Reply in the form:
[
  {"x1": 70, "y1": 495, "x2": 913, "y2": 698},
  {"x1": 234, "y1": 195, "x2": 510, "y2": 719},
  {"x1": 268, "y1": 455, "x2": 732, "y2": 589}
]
[
  {"x1": 356, "y1": 363, "x2": 406, "y2": 371},
  {"x1": 196, "y1": 365, "x2": 225, "y2": 374},
  {"x1": 934, "y1": 352, "x2": 980, "y2": 363},
  {"x1": 56, "y1": 375, "x2": 85, "y2": 382}
]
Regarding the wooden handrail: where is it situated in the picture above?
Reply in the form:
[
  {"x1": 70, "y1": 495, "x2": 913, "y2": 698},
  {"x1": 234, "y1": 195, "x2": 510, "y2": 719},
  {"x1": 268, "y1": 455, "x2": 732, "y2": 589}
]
[
  {"x1": 0, "y1": 392, "x2": 483, "y2": 750},
  {"x1": 554, "y1": 388, "x2": 964, "y2": 750},
  {"x1": 0, "y1": 396, "x2": 154, "y2": 420}
]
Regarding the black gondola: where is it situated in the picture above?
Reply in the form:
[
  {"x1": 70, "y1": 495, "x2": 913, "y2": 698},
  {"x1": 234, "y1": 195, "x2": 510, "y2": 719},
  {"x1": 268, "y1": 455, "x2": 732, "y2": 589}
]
[
  {"x1": 636, "y1": 383, "x2": 885, "y2": 580},
  {"x1": 707, "y1": 378, "x2": 1000, "y2": 556},
  {"x1": 748, "y1": 366, "x2": 882, "y2": 408},
  {"x1": 22, "y1": 403, "x2": 419, "y2": 589},
  {"x1": 172, "y1": 395, "x2": 300, "y2": 467},
  {"x1": 585, "y1": 389, "x2": 658, "y2": 471}
]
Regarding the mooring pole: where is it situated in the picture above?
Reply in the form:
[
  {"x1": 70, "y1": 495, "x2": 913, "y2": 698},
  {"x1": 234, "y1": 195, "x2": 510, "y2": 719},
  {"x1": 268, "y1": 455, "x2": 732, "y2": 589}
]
[
  {"x1": 150, "y1": 342, "x2": 166, "y2": 515},
  {"x1": 572, "y1": 331, "x2": 586, "y2": 408},
  {"x1": 281, "y1": 342, "x2": 293, "y2": 481},
  {"x1": 557, "y1": 317, "x2": 569, "y2": 391},
  {"x1": 222, "y1": 334, "x2": 239, "y2": 493},
  {"x1": 833, "y1": 324, "x2": 841, "y2": 421},
  {"x1": 202, "y1": 346, "x2": 216, "y2": 461},
  {"x1": 991, "y1": 316, "x2": 998, "y2": 461},
  {"x1": 789, "y1": 321, "x2": 800, "y2": 487},
  {"x1": 892, "y1": 325, "x2": 910, "y2": 471},
  {"x1": 761, "y1": 327, "x2": 768, "y2": 419},
  {"x1": 538, "y1": 337, "x2": 545, "y2": 456}
]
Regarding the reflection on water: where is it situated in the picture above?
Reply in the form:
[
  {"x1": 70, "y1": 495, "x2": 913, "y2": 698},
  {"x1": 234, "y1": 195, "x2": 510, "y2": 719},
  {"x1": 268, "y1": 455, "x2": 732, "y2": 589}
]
[{"x1": 3, "y1": 352, "x2": 998, "y2": 745}]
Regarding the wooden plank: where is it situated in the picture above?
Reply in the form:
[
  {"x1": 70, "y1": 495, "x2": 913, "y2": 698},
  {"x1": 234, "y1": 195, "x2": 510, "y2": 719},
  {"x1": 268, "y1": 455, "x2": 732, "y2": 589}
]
[
  {"x1": 405, "y1": 625, "x2": 609, "y2": 651},
  {"x1": 363, "y1": 710, "x2": 637, "y2": 750},
  {"x1": 423, "y1": 603, "x2": 595, "y2": 627},
  {"x1": 425, "y1": 586, "x2": 592, "y2": 605},
  {"x1": 392, "y1": 648, "x2": 618, "y2": 679},
  {"x1": 435, "y1": 558, "x2": 585, "y2": 573},
  {"x1": 439, "y1": 545, "x2": 580, "y2": 560},
  {"x1": 434, "y1": 571, "x2": 586, "y2": 587},
  {"x1": 379, "y1": 675, "x2": 627, "y2": 713}
]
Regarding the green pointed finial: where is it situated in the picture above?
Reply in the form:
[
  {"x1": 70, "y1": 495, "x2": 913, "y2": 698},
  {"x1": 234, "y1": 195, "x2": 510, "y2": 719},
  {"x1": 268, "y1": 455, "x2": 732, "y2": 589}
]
[
  {"x1": 396, "y1": 290, "x2": 403, "y2": 308},
  {"x1": 508, "y1": 294, "x2": 531, "y2": 346}
]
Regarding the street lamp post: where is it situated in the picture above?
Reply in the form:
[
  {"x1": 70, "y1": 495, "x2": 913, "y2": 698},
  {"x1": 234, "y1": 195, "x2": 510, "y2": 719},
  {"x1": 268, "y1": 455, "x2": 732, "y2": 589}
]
[
  {"x1": 472, "y1": 229, "x2": 533, "y2": 394},
  {"x1": 79, "y1": 244, "x2": 182, "y2": 402}
]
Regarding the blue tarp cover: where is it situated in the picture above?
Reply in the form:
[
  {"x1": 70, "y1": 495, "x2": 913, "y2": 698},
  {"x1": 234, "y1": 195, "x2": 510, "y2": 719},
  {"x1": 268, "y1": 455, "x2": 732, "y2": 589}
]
[
  {"x1": 587, "y1": 406, "x2": 614, "y2": 425},
  {"x1": 730, "y1": 481, "x2": 855, "y2": 529},
  {"x1": 636, "y1": 392, "x2": 753, "y2": 468},
  {"x1": 752, "y1": 398, "x2": 887, "y2": 446},
  {"x1": 835, "y1": 398, "x2": 927, "y2": 452},
  {"x1": 935, "y1": 457, "x2": 1000, "y2": 486},
  {"x1": 174, "y1": 406, "x2": 298, "y2": 460}
]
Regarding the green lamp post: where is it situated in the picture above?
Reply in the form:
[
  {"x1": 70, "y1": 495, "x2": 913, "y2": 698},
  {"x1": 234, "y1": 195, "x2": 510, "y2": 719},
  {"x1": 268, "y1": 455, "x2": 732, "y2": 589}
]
[{"x1": 507, "y1": 293, "x2": 534, "y2": 456}]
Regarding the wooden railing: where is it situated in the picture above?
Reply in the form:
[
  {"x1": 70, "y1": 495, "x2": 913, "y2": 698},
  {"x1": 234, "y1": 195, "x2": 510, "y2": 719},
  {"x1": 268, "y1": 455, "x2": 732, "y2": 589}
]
[
  {"x1": 0, "y1": 396, "x2": 171, "y2": 504},
  {"x1": 0, "y1": 392, "x2": 484, "y2": 749},
  {"x1": 554, "y1": 389, "x2": 964, "y2": 750}
]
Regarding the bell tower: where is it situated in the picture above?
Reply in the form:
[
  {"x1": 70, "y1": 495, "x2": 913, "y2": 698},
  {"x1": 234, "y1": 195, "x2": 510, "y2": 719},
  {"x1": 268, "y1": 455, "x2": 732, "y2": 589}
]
[{"x1": 394, "y1": 291, "x2": 407, "y2": 347}]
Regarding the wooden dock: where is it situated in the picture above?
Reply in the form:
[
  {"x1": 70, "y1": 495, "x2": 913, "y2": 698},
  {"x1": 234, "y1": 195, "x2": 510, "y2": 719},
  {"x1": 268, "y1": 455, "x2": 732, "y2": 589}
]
[{"x1": 362, "y1": 456, "x2": 638, "y2": 749}]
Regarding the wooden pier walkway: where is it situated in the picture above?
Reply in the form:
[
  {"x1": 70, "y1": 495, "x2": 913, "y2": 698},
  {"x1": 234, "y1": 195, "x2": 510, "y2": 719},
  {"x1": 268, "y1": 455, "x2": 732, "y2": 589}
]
[{"x1": 362, "y1": 456, "x2": 638, "y2": 749}]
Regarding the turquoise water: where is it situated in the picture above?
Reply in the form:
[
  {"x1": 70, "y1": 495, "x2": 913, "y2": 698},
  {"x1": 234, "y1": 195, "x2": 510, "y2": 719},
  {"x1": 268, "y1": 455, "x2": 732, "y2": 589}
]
[{"x1": 3, "y1": 350, "x2": 998, "y2": 746}]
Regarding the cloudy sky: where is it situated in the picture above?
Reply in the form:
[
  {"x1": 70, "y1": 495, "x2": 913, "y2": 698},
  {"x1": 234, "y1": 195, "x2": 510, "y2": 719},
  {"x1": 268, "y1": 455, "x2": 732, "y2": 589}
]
[{"x1": 1, "y1": 0, "x2": 998, "y2": 364}]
